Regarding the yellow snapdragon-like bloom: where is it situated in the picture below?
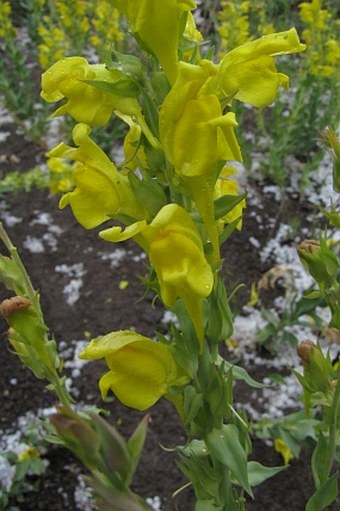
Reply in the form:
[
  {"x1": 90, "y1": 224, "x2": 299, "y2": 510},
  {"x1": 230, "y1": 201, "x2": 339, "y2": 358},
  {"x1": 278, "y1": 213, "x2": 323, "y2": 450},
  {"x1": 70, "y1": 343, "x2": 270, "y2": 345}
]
[
  {"x1": 159, "y1": 61, "x2": 242, "y2": 262},
  {"x1": 274, "y1": 438, "x2": 294, "y2": 466},
  {"x1": 159, "y1": 61, "x2": 242, "y2": 173},
  {"x1": 41, "y1": 56, "x2": 141, "y2": 126},
  {"x1": 111, "y1": 0, "x2": 197, "y2": 83},
  {"x1": 79, "y1": 330, "x2": 189, "y2": 410},
  {"x1": 204, "y1": 28, "x2": 306, "y2": 108},
  {"x1": 143, "y1": 204, "x2": 214, "y2": 348},
  {"x1": 101, "y1": 203, "x2": 214, "y2": 348},
  {"x1": 50, "y1": 124, "x2": 146, "y2": 229}
]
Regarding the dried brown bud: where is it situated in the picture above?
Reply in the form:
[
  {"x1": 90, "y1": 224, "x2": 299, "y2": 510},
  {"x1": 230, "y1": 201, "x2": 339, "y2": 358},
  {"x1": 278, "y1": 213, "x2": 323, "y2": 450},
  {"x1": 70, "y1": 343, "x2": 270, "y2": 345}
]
[
  {"x1": 297, "y1": 340, "x2": 316, "y2": 361},
  {"x1": 0, "y1": 296, "x2": 31, "y2": 319},
  {"x1": 298, "y1": 239, "x2": 320, "y2": 254}
]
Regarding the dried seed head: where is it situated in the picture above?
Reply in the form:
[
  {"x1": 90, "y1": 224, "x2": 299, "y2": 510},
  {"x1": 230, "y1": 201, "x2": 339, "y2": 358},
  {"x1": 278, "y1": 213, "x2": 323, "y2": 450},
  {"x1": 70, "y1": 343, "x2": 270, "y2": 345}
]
[{"x1": 0, "y1": 296, "x2": 31, "y2": 318}]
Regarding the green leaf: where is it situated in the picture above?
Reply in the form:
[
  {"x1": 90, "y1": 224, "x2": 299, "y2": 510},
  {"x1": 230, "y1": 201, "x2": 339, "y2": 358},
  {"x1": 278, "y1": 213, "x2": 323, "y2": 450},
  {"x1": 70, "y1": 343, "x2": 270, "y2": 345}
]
[
  {"x1": 206, "y1": 278, "x2": 233, "y2": 343},
  {"x1": 282, "y1": 330, "x2": 298, "y2": 346},
  {"x1": 110, "y1": 50, "x2": 144, "y2": 80},
  {"x1": 219, "y1": 216, "x2": 243, "y2": 245},
  {"x1": 222, "y1": 359, "x2": 265, "y2": 389},
  {"x1": 306, "y1": 472, "x2": 339, "y2": 511},
  {"x1": 311, "y1": 433, "x2": 329, "y2": 488},
  {"x1": 294, "y1": 295, "x2": 323, "y2": 317},
  {"x1": 81, "y1": 78, "x2": 139, "y2": 97},
  {"x1": 304, "y1": 290, "x2": 323, "y2": 299},
  {"x1": 128, "y1": 169, "x2": 166, "y2": 219},
  {"x1": 247, "y1": 461, "x2": 287, "y2": 486},
  {"x1": 195, "y1": 500, "x2": 223, "y2": 511},
  {"x1": 176, "y1": 445, "x2": 221, "y2": 500},
  {"x1": 183, "y1": 386, "x2": 204, "y2": 424},
  {"x1": 126, "y1": 415, "x2": 149, "y2": 485},
  {"x1": 255, "y1": 324, "x2": 276, "y2": 344},
  {"x1": 0, "y1": 255, "x2": 26, "y2": 295},
  {"x1": 206, "y1": 425, "x2": 253, "y2": 497},
  {"x1": 89, "y1": 412, "x2": 130, "y2": 473},
  {"x1": 214, "y1": 193, "x2": 247, "y2": 221}
]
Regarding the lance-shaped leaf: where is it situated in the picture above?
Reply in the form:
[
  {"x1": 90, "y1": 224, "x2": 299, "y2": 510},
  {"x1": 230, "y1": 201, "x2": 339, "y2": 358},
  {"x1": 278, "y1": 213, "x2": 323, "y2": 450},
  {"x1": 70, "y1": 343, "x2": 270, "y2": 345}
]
[
  {"x1": 247, "y1": 461, "x2": 287, "y2": 486},
  {"x1": 206, "y1": 424, "x2": 253, "y2": 497}
]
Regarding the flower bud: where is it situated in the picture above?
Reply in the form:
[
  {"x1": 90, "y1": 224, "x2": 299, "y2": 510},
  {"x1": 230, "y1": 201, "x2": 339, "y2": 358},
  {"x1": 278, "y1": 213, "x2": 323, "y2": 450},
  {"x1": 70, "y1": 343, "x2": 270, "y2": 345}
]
[
  {"x1": 297, "y1": 339, "x2": 316, "y2": 362},
  {"x1": 297, "y1": 239, "x2": 338, "y2": 285},
  {"x1": 50, "y1": 412, "x2": 100, "y2": 468},
  {"x1": 320, "y1": 127, "x2": 340, "y2": 193},
  {"x1": 296, "y1": 340, "x2": 333, "y2": 394},
  {"x1": 0, "y1": 296, "x2": 31, "y2": 318}
]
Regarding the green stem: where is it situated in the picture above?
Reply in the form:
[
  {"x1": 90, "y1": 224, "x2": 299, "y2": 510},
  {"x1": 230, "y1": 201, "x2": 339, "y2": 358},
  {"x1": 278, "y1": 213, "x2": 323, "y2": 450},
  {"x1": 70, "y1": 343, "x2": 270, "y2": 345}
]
[
  {"x1": 324, "y1": 375, "x2": 340, "y2": 478},
  {"x1": 0, "y1": 222, "x2": 41, "y2": 309},
  {"x1": 0, "y1": 222, "x2": 73, "y2": 409}
]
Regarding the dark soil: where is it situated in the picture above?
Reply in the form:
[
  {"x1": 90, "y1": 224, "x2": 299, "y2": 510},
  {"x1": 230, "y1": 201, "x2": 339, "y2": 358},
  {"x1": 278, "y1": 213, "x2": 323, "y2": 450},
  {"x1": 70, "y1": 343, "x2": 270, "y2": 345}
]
[{"x1": 1, "y1": 121, "x2": 339, "y2": 511}]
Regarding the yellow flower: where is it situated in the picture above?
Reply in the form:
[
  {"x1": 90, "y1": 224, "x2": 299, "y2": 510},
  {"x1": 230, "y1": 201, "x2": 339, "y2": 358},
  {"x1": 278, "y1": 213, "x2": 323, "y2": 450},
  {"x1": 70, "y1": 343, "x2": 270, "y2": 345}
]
[
  {"x1": 214, "y1": 166, "x2": 246, "y2": 230},
  {"x1": 79, "y1": 330, "x2": 189, "y2": 410},
  {"x1": 120, "y1": 117, "x2": 148, "y2": 172},
  {"x1": 159, "y1": 61, "x2": 242, "y2": 262},
  {"x1": 111, "y1": 0, "x2": 197, "y2": 83},
  {"x1": 100, "y1": 203, "x2": 213, "y2": 348},
  {"x1": 41, "y1": 56, "x2": 142, "y2": 126},
  {"x1": 206, "y1": 28, "x2": 306, "y2": 107},
  {"x1": 164, "y1": 92, "x2": 241, "y2": 178},
  {"x1": 299, "y1": 0, "x2": 329, "y2": 29},
  {"x1": 17, "y1": 447, "x2": 41, "y2": 462},
  {"x1": 143, "y1": 204, "x2": 213, "y2": 348},
  {"x1": 46, "y1": 157, "x2": 73, "y2": 194},
  {"x1": 50, "y1": 124, "x2": 146, "y2": 228},
  {"x1": 274, "y1": 438, "x2": 294, "y2": 466}
]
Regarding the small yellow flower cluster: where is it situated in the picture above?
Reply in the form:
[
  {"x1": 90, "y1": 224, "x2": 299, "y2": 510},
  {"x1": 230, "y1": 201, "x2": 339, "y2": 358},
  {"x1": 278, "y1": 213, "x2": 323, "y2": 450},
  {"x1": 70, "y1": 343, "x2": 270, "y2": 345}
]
[
  {"x1": 90, "y1": 2, "x2": 123, "y2": 57},
  {"x1": 46, "y1": 157, "x2": 74, "y2": 194},
  {"x1": 37, "y1": 0, "x2": 123, "y2": 70},
  {"x1": 299, "y1": 0, "x2": 340, "y2": 77},
  {"x1": 217, "y1": 1, "x2": 252, "y2": 55},
  {"x1": 217, "y1": 1, "x2": 276, "y2": 57},
  {"x1": 38, "y1": 23, "x2": 70, "y2": 70},
  {"x1": 0, "y1": 1, "x2": 15, "y2": 39}
]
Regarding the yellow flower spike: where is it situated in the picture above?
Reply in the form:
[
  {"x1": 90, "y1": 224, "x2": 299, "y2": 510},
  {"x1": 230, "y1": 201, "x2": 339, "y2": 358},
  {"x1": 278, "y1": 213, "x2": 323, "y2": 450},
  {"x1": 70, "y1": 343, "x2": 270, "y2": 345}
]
[
  {"x1": 203, "y1": 28, "x2": 306, "y2": 107},
  {"x1": 111, "y1": 0, "x2": 197, "y2": 83},
  {"x1": 79, "y1": 330, "x2": 189, "y2": 410},
  {"x1": 51, "y1": 124, "x2": 146, "y2": 229},
  {"x1": 142, "y1": 204, "x2": 214, "y2": 349},
  {"x1": 41, "y1": 56, "x2": 143, "y2": 126}
]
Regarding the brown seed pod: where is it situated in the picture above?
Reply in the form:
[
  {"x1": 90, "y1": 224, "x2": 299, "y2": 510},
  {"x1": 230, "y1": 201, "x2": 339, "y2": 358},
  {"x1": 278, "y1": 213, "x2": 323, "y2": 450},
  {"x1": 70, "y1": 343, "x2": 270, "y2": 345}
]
[{"x1": 0, "y1": 296, "x2": 31, "y2": 318}]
